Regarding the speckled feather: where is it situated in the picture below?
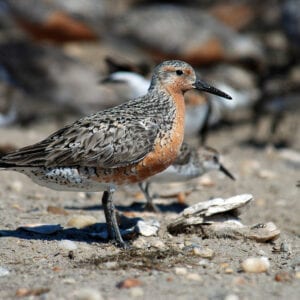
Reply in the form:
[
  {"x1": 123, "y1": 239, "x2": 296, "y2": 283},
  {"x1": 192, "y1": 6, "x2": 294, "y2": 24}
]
[
  {"x1": 0, "y1": 60, "x2": 232, "y2": 247},
  {"x1": 1, "y1": 92, "x2": 176, "y2": 168},
  {"x1": 0, "y1": 61, "x2": 191, "y2": 174}
]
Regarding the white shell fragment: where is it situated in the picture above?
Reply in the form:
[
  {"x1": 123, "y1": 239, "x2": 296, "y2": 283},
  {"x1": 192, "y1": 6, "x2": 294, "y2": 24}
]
[
  {"x1": 241, "y1": 257, "x2": 270, "y2": 273},
  {"x1": 19, "y1": 223, "x2": 62, "y2": 234},
  {"x1": 135, "y1": 220, "x2": 160, "y2": 237},
  {"x1": 183, "y1": 194, "x2": 253, "y2": 217},
  {"x1": 58, "y1": 240, "x2": 77, "y2": 251},
  {"x1": 192, "y1": 247, "x2": 214, "y2": 258},
  {"x1": 0, "y1": 267, "x2": 10, "y2": 277},
  {"x1": 89, "y1": 218, "x2": 160, "y2": 240},
  {"x1": 167, "y1": 194, "x2": 280, "y2": 242},
  {"x1": 72, "y1": 288, "x2": 103, "y2": 300},
  {"x1": 168, "y1": 194, "x2": 253, "y2": 233}
]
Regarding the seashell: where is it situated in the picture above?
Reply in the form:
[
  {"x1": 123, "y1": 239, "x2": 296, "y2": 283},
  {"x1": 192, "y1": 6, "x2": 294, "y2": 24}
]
[{"x1": 241, "y1": 257, "x2": 270, "y2": 273}]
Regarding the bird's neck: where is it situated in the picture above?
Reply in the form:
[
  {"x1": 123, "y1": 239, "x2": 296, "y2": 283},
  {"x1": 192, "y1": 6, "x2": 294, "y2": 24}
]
[{"x1": 163, "y1": 84, "x2": 186, "y2": 131}]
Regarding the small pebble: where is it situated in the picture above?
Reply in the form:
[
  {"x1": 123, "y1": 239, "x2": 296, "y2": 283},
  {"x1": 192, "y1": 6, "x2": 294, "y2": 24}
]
[
  {"x1": 8, "y1": 180, "x2": 23, "y2": 192},
  {"x1": 47, "y1": 206, "x2": 68, "y2": 215},
  {"x1": 274, "y1": 271, "x2": 293, "y2": 282},
  {"x1": 135, "y1": 220, "x2": 160, "y2": 237},
  {"x1": 129, "y1": 287, "x2": 144, "y2": 297},
  {"x1": 258, "y1": 250, "x2": 266, "y2": 256},
  {"x1": 295, "y1": 272, "x2": 300, "y2": 279},
  {"x1": 78, "y1": 192, "x2": 87, "y2": 199},
  {"x1": 0, "y1": 266, "x2": 9, "y2": 277},
  {"x1": 62, "y1": 278, "x2": 76, "y2": 285},
  {"x1": 241, "y1": 257, "x2": 270, "y2": 273},
  {"x1": 73, "y1": 288, "x2": 103, "y2": 300},
  {"x1": 224, "y1": 268, "x2": 234, "y2": 274},
  {"x1": 151, "y1": 239, "x2": 166, "y2": 250},
  {"x1": 31, "y1": 193, "x2": 44, "y2": 200},
  {"x1": 174, "y1": 267, "x2": 188, "y2": 275},
  {"x1": 11, "y1": 203, "x2": 23, "y2": 211},
  {"x1": 132, "y1": 237, "x2": 149, "y2": 249},
  {"x1": 198, "y1": 259, "x2": 210, "y2": 267},
  {"x1": 103, "y1": 261, "x2": 118, "y2": 269},
  {"x1": 186, "y1": 273, "x2": 202, "y2": 282},
  {"x1": 224, "y1": 294, "x2": 239, "y2": 300},
  {"x1": 177, "y1": 192, "x2": 186, "y2": 204},
  {"x1": 220, "y1": 262, "x2": 229, "y2": 268},
  {"x1": 280, "y1": 241, "x2": 290, "y2": 253},
  {"x1": 198, "y1": 175, "x2": 215, "y2": 187},
  {"x1": 67, "y1": 215, "x2": 97, "y2": 229},
  {"x1": 192, "y1": 247, "x2": 214, "y2": 259},
  {"x1": 232, "y1": 276, "x2": 247, "y2": 285},
  {"x1": 15, "y1": 288, "x2": 50, "y2": 297},
  {"x1": 58, "y1": 240, "x2": 77, "y2": 251},
  {"x1": 117, "y1": 278, "x2": 142, "y2": 289},
  {"x1": 68, "y1": 251, "x2": 75, "y2": 260},
  {"x1": 257, "y1": 169, "x2": 277, "y2": 179}
]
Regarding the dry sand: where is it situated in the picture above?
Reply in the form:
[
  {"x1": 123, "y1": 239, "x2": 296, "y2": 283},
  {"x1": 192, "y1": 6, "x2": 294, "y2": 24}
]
[{"x1": 0, "y1": 113, "x2": 299, "y2": 300}]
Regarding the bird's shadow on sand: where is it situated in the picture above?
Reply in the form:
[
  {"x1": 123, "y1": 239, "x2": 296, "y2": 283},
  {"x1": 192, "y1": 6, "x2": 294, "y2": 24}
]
[
  {"x1": 0, "y1": 222, "x2": 114, "y2": 244},
  {"x1": 65, "y1": 201, "x2": 188, "y2": 214},
  {"x1": 0, "y1": 202, "x2": 186, "y2": 244}
]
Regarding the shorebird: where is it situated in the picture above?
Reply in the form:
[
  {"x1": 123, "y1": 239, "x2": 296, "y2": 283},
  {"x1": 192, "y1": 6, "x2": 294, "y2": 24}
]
[
  {"x1": 0, "y1": 60, "x2": 231, "y2": 248},
  {"x1": 139, "y1": 142, "x2": 235, "y2": 212},
  {"x1": 102, "y1": 69, "x2": 210, "y2": 139},
  {"x1": 102, "y1": 64, "x2": 259, "y2": 143}
]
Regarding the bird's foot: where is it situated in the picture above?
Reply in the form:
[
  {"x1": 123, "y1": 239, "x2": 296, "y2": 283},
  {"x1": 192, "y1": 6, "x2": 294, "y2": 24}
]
[
  {"x1": 111, "y1": 238, "x2": 131, "y2": 250},
  {"x1": 143, "y1": 201, "x2": 160, "y2": 213}
]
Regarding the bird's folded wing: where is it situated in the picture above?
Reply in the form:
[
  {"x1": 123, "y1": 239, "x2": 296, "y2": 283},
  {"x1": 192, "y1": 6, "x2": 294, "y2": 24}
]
[{"x1": 1, "y1": 115, "x2": 160, "y2": 168}]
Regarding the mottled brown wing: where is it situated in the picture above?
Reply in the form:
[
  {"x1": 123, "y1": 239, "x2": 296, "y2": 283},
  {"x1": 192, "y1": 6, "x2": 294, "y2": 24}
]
[{"x1": 1, "y1": 115, "x2": 160, "y2": 168}]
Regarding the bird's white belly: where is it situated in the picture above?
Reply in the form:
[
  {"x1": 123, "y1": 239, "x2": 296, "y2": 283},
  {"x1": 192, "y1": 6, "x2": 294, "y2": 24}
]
[
  {"x1": 15, "y1": 167, "x2": 111, "y2": 192},
  {"x1": 149, "y1": 164, "x2": 201, "y2": 183}
]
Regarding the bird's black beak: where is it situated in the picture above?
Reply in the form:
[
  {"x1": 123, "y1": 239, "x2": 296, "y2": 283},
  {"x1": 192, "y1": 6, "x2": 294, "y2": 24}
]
[
  {"x1": 194, "y1": 79, "x2": 232, "y2": 99},
  {"x1": 219, "y1": 164, "x2": 235, "y2": 180}
]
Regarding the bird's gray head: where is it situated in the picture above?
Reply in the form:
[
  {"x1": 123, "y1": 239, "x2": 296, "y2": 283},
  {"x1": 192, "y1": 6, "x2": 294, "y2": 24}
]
[{"x1": 149, "y1": 60, "x2": 232, "y2": 99}]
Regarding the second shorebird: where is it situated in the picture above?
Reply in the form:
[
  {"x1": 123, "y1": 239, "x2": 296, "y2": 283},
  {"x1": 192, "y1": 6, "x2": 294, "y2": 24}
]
[
  {"x1": 0, "y1": 60, "x2": 231, "y2": 248},
  {"x1": 139, "y1": 142, "x2": 235, "y2": 212}
]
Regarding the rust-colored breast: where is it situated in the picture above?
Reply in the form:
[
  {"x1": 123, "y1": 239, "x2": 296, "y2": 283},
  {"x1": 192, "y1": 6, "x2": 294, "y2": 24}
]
[{"x1": 93, "y1": 92, "x2": 185, "y2": 185}]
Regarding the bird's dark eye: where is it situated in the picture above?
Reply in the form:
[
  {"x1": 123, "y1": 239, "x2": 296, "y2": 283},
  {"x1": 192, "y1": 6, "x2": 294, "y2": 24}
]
[{"x1": 176, "y1": 70, "x2": 183, "y2": 76}]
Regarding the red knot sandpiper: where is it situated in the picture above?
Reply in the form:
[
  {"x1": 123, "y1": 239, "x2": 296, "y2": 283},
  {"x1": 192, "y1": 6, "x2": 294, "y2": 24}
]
[{"x1": 0, "y1": 60, "x2": 231, "y2": 248}]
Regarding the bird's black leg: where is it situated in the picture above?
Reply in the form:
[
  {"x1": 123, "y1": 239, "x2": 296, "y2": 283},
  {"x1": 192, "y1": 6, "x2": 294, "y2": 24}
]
[
  {"x1": 102, "y1": 186, "x2": 127, "y2": 248},
  {"x1": 198, "y1": 98, "x2": 212, "y2": 146},
  {"x1": 138, "y1": 182, "x2": 160, "y2": 212}
]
